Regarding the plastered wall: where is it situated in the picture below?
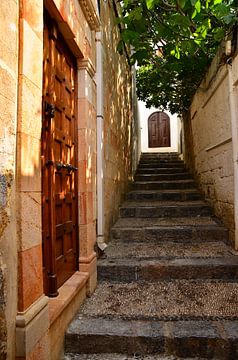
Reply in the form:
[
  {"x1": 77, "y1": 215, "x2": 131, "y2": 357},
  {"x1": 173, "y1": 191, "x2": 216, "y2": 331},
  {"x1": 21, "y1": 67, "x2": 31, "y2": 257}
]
[
  {"x1": 0, "y1": 1, "x2": 19, "y2": 358},
  {"x1": 100, "y1": 1, "x2": 138, "y2": 242},
  {"x1": 183, "y1": 50, "x2": 235, "y2": 238}
]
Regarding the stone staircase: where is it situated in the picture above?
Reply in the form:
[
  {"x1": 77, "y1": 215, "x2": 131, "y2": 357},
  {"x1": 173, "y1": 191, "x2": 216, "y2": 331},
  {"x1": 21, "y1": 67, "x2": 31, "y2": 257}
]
[{"x1": 65, "y1": 152, "x2": 238, "y2": 359}]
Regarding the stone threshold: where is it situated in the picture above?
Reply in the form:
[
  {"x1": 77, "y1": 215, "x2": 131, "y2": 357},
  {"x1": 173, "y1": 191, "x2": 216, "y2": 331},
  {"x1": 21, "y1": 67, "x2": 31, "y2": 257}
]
[{"x1": 49, "y1": 271, "x2": 89, "y2": 325}]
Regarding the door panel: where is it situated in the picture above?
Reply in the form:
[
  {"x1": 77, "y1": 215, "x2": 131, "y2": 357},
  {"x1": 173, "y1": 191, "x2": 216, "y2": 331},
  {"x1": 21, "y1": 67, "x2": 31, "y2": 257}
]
[
  {"x1": 42, "y1": 13, "x2": 78, "y2": 297},
  {"x1": 148, "y1": 112, "x2": 171, "y2": 148}
]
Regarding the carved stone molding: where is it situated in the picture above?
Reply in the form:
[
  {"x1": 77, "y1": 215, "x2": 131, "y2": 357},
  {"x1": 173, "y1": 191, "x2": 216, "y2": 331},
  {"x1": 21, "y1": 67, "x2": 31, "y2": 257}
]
[
  {"x1": 79, "y1": 0, "x2": 100, "y2": 31},
  {"x1": 77, "y1": 58, "x2": 96, "y2": 78}
]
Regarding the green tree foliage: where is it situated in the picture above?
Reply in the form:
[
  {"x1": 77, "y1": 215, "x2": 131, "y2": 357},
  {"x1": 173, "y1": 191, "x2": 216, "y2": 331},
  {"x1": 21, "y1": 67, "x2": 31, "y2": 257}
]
[{"x1": 117, "y1": 0, "x2": 237, "y2": 113}]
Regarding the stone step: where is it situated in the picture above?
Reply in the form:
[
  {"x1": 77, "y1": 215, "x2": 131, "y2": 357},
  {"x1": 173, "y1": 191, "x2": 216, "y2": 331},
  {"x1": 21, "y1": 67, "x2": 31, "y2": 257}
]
[
  {"x1": 132, "y1": 180, "x2": 196, "y2": 190},
  {"x1": 140, "y1": 158, "x2": 183, "y2": 163},
  {"x1": 111, "y1": 218, "x2": 228, "y2": 242},
  {"x1": 134, "y1": 173, "x2": 192, "y2": 181},
  {"x1": 126, "y1": 190, "x2": 202, "y2": 201},
  {"x1": 141, "y1": 152, "x2": 179, "y2": 156},
  {"x1": 104, "y1": 241, "x2": 235, "y2": 259},
  {"x1": 98, "y1": 257, "x2": 238, "y2": 282},
  {"x1": 65, "y1": 354, "x2": 207, "y2": 360},
  {"x1": 65, "y1": 317, "x2": 238, "y2": 358},
  {"x1": 136, "y1": 168, "x2": 188, "y2": 174},
  {"x1": 140, "y1": 157, "x2": 180, "y2": 161},
  {"x1": 138, "y1": 163, "x2": 186, "y2": 168},
  {"x1": 65, "y1": 281, "x2": 238, "y2": 357},
  {"x1": 119, "y1": 201, "x2": 212, "y2": 218},
  {"x1": 68, "y1": 281, "x2": 238, "y2": 321},
  {"x1": 65, "y1": 152, "x2": 236, "y2": 360}
]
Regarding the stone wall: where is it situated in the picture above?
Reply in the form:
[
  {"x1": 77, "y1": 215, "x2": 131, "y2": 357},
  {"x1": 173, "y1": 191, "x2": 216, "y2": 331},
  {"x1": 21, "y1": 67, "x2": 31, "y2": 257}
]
[
  {"x1": 0, "y1": 1, "x2": 19, "y2": 358},
  {"x1": 0, "y1": 0, "x2": 138, "y2": 357},
  {"x1": 100, "y1": 1, "x2": 138, "y2": 242},
  {"x1": 183, "y1": 49, "x2": 235, "y2": 239}
]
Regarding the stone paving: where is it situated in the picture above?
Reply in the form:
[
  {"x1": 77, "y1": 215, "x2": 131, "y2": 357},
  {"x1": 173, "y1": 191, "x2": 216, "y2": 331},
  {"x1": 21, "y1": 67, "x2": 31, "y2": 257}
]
[
  {"x1": 65, "y1": 153, "x2": 238, "y2": 359},
  {"x1": 65, "y1": 354, "x2": 209, "y2": 359}
]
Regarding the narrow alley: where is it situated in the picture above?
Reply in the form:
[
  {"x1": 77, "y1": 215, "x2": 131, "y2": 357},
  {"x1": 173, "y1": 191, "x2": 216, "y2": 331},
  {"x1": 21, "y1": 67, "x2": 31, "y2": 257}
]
[
  {"x1": 1, "y1": 1, "x2": 238, "y2": 359},
  {"x1": 65, "y1": 153, "x2": 238, "y2": 359}
]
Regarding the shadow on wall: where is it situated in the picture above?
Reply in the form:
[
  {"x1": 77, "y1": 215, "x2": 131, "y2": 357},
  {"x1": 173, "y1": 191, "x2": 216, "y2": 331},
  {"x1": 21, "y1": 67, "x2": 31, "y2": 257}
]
[
  {"x1": 0, "y1": 169, "x2": 14, "y2": 360},
  {"x1": 0, "y1": 267, "x2": 7, "y2": 358},
  {"x1": 101, "y1": 1, "x2": 137, "y2": 241}
]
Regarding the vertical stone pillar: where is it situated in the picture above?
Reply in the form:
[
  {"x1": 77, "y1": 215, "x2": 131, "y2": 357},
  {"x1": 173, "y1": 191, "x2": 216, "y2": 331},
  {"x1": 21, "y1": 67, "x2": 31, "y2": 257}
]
[
  {"x1": 0, "y1": 1, "x2": 19, "y2": 358},
  {"x1": 96, "y1": 30, "x2": 106, "y2": 250},
  {"x1": 15, "y1": 1, "x2": 50, "y2": 358},
  {"x1": 228, "y1": 62, "x2": 238, "y2": 250},
  {"x1": 77, "y1": 58, "x2": 97, "y2": 294}
]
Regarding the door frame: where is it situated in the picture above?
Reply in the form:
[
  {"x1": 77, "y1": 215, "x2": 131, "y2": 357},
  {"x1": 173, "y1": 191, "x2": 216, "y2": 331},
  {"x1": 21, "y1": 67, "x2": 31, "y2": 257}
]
[
  {"x1": 41, "y1": 10, "x2": 79, "y2": 297},
  {"x1": 148, "y1": 111, "x2": 171, "y2": 148}
]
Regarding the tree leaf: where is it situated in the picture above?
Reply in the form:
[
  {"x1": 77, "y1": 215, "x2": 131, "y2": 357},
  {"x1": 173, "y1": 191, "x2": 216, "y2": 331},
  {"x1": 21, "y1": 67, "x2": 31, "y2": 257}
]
[
  {"x1": 191, "y1": 8, "x2": 197, "y2": 18},
  {"x1": 178, "y1": 0, "x2": 187, "y2": 9},
  {"x1": 146, "y1": 0, "x2": 157, "y2": 9},
  {"x1": 195, "y1": 0, "x2": 201, "y2": 13}
]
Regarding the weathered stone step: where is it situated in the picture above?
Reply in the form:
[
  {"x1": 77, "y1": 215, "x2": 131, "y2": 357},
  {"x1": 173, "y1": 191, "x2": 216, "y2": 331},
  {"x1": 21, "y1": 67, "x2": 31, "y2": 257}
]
[
  {"x1": 70, "y1": 281, "x2": 238, "y2": 320},
  {"x1": 126, "y1": 190, "x2": 202, "y2": 201},
  {"x1": 98, "y1": 257, "x2": 238, "y2": 282},
  {"x1": 65, "y1": 353, "x2": 209, "y2": 360},
  {"x1": 119, "y1": 201, "x2": 212, "y2": 218},
  {"x1": 140, "y1": 157, "x2": 180, "y2": 161},
  {"x1": 132, "y1": 180, "x2": 196, "y2": 190},
  {"x1": 138, "y1": 163, "x2": 185, "y2": 168},
  {"x1": 65, "y1": 316, "x2": 238, "y2": 358},
  {"x1": 104, "y1": 241, "x2": 234, "y2": 259},
  {"x1": 136, "y1": 167, "x2": 187, "y2": 174},
  {"x1": 111, "y1": 218, "x2": 228, "y2": 242},
  {"x1": 140, "y1": 158, "x2": 183, "y2": 163},
  {"x1": 134, "y1": 173, "x2": 192, "y2": 181},
  {"x1": 141, "y1": 152, "x2": 179, "y2": 156}
]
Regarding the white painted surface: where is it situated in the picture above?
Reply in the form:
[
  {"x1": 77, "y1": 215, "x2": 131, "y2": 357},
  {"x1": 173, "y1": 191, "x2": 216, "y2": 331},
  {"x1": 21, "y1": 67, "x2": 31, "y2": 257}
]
[
  {"x1": 96, "y1": 30, "x2": 107, "y2": 250},
  {"x1": 139, "y1": 101, "x2": 180, "y2": 153},
  {"x1": 228, "y1": 62, "x2": 238, "y2": 250}
]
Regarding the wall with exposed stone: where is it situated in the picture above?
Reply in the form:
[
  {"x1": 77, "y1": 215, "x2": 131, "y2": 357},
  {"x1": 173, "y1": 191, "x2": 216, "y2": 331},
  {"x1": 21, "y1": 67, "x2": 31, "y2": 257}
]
[
  {"x1": 0, "y1": 0, "x2": 101, "y2": 358},
  {"x1": 0, "y1": 0, "x2": 138, "y2": 357},
  {"x1": 183, "y1": 48, "x2": 235, "y2": 240},
  {"x1": 100, "y1": 1, "x2": 139, "y2": 242},
  {"x1": 0, "y1": 1, "x2": 19, "y2": 358}
]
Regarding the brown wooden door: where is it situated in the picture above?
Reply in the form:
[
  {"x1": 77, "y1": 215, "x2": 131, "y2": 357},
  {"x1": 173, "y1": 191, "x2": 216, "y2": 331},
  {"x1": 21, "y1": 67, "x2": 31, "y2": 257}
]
[
  {"x1": 42, "y1": 13, "x2": 78, "y2": 297},
  {"x1": 148, "y1": 112, "x2": 171, "y2": 148}
]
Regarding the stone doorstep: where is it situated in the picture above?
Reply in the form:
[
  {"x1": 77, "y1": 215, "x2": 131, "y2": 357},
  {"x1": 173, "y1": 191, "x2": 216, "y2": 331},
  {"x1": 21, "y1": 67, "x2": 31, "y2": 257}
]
[
  {"x1": 48, "y1": 271, "x2": 89, "y2": 325},
  {"x1": 97, "y1": 257, "x2": 238, "y2": 282},
  {"x1": 119, "y1": 203, "x2": 212, "y2": 218},
  {"x1": 65, "y1": 317, "x2": 238, "y2": 358}
]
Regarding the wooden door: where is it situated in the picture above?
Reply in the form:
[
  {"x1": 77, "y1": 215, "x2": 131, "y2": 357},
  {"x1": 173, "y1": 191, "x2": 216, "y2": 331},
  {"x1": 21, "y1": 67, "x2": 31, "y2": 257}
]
[
  {"x1": 148, "y1": 112, "x2": 171, "y2": 148},
  {"x1": 42, "y1": 13, "x2": 78, "y2": 297}
]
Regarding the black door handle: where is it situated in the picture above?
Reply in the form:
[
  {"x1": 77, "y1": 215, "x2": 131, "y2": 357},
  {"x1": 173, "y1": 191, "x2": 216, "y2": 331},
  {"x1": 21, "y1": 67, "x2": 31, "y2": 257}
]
[{"x1": 45, "y1": 102, "x2": 55, "y2": 118}]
